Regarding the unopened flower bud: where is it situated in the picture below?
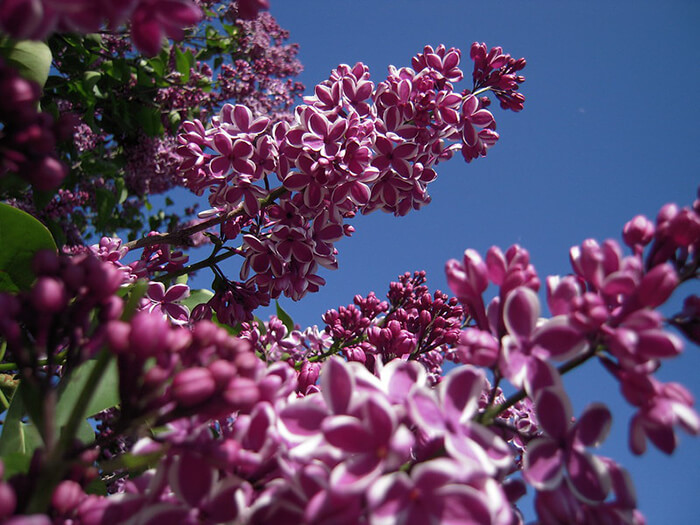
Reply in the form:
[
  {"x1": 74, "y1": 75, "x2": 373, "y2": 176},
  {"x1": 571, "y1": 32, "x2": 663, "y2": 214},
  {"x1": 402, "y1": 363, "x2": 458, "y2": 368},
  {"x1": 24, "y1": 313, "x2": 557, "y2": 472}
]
[
  {"x1": 172, "y1": 367, "x2": 216, "y2": 408},
  {"x1": 52, "y1": 480, "x2": 84, "y2": 516},
  {"x1": 638, "y1": 263, "x2": 678, "y2": 308},
  {"x1": 0, "y1": 482, "x2": 16, "y2": 520},
  {"x1": 30, "y1": 277, "x2": 67, "y2": 313},
  {"x1": 623, "y1": 215, "x2": 654, "y2": 248}
]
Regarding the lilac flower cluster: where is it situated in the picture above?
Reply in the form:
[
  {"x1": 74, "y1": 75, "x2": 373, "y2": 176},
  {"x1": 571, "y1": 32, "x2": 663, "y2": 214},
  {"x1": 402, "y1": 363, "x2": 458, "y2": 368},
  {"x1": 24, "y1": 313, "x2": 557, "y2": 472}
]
[
  {"x1": 442, "y1": 192, "x2": 700, "y2": 519},
  {"x1": 153, "y1": 11, "x2": 303, "y2": 125},
  {"x1": 178, "y1": 43, "x2": 526, "y2": 311},
  {"x1": 0, "y1": 190, "x2": 698, "y2": 523}
]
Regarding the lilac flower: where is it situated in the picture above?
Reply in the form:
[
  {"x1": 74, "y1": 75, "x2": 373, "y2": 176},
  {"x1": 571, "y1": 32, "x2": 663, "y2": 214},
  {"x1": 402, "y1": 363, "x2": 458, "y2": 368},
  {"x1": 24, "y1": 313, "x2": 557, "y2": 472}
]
[
  {"x1": 612, "y1": 369, "x2": 700, "y2": 455},
  {"x1": 460, "y1": 94, "x2": 498, "y2": 162},
  {"x1": 408, "y1": 365, "x2": 512, "y2": 476},
  {"x1": 499, "y1": 287, "x2": 587, "y2": 392},
  {"x1": 130, "y1": 0, "x2": 203, "y2": 56},
  {"x1": 524, "y1": 387, "x2": 613, "y2": 503},
  {"x1": 368, "y1": 458, "x2": 512, "y2": 525},
  {"x1": 144, "y1": 282, "x2": 190, "y2": 323}
]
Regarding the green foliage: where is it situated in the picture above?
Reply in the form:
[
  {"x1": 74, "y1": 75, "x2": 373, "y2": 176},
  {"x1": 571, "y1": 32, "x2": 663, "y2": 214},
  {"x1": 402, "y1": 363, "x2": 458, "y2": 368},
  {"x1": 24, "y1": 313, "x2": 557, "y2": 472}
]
[
  {"x1": 0, "y1": 382, "x2": 43, "y2": 458},
  {"x1": 0, "y1": 39, "x2": 52, "y2": 88},
  {"x1": 55, "y1": 358, "x2": 120, "y2": 437},
  {"x1": 180, "y1": 288, "x2": 214, "y2": 311},
  {"x1": 0, "y1": 203, "x2": 57, "y2": 292},
  {"x1": 276, "y1": 301, "x2": 296, "y2": 332}
]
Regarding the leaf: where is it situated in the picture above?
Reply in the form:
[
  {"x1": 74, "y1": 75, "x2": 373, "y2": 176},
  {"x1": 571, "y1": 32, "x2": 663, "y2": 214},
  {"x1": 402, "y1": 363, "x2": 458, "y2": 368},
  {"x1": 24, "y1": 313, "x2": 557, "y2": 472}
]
[
  {"x1": 56, "y1": 358, "x2": 119, "y2": 427},
  {"x1": 276, "y1": 301, "x2": 295, "y2": 332},
  {"x1": 0, "y1": 40, "x2": 52, "y2": 88},
  {"x1": 0, "y1": 452, "x2": 31, "y2": 478},
  {"x1": 102, "y1": 449, "x2": 164, "y2": 474},
  {"x1": 180, "y1": 289, "x2": 214, "y2": 311},
  {"x1": 95, "y1": 187, "x2": 117, "y2": 232},
  {"x1": 0, "y1": 382, "x2": 43, "y2": 457},
  {"x1": 136, "y1": 105, "x2": 164, "y2": 137},
  {"x1": 0, "y1": 203, "x2": 57, "y2": 292},
  {"x1": 83, "y1": 70, "x2": 102, "y2": 92},
  {"x1": 174, "y1": 46, "x2": 193, "y2": 82}
]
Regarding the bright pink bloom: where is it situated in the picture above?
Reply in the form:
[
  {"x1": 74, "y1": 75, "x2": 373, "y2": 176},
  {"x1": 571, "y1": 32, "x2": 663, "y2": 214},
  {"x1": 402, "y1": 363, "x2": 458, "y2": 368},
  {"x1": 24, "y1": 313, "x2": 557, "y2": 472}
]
[{"x1": 524, "y1": 387, "x2": 613, "y2": 503}]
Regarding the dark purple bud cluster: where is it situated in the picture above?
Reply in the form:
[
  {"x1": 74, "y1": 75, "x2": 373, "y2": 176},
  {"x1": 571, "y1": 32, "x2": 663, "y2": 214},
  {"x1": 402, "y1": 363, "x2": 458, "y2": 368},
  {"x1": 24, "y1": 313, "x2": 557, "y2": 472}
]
[
  {"x1": 0, "y1": 59, "x2": 70, "y2": 190},
  {"x1": 0, "y1": 250, "x2": 124, "y2": 365}
]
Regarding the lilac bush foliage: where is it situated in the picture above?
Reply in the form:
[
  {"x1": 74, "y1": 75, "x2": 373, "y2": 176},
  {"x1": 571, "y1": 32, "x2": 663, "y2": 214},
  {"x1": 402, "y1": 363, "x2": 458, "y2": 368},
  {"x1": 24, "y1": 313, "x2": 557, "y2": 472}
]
[{"x1": 0, "y1": 3, "x2": 698, "y2": 524}]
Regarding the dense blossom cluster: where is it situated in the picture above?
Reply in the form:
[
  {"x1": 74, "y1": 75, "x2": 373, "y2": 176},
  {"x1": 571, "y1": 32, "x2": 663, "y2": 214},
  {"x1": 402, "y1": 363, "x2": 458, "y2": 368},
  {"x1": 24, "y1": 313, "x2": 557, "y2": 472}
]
[
  {"x1": 177, "y1": 43, "x2": 526, "y2": 316},
  {"x1": 3, "y1": 187, "x2": 697, "y2": 522},
  {"x1": 0, "y1": 2, "x2": 698, "y2": 522}
]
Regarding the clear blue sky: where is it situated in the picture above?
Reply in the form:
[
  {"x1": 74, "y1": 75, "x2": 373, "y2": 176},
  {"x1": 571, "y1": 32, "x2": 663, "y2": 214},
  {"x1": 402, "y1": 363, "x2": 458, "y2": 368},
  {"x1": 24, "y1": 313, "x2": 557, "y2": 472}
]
[{"x1": 199, "y1": 2, "x2": 699, "y2": 522}]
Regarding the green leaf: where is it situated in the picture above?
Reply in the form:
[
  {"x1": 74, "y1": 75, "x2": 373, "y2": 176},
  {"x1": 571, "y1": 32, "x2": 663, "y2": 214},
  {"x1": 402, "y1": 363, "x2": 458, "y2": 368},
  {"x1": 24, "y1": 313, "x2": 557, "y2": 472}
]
[
  {"x1": 136, "y1": 105, "x2": 164, "y2": 137},
  {"x1": 56, "y1": 358, "x2": 119, "y2": 431},
  {"x1": 102, "y1": 449, "x2": 164, "y2": 474},
  {"x1": 95, "y1": 187, "x2": 117, "y2": 232},
  {"x1": 0, "y1": 452, "x2": 32, "y2": 478},
  {"x1": 115, "y1": 177, "x2": 128, "y2": 205},
  {"x1": 0, "y1": 382, "x2": 44, "y2": 457},
  {"x1": 168, "y1": 110, "x2": 182, "y2": 132},
  {"x1": 83, "y1": 70, "x2": 102, "y2": 93},
  {"x1": 276, "y1": 301, "x2": 295, "y2": 332},
  {"x1": 0, "y1": 203, "x2": 57, "y2": 292},
  {"x1": 180, "y1": 289, "x2": 214, "y2": 311},
  {"x1": 0, "y1": 40, "x2": 52, "y2": 88},
  {"x1": 121, "y1": 280, "x2": 149, "y2": 321},
  {"x1": 174, "y1": 46, "x2": 193, "y2": 82}
]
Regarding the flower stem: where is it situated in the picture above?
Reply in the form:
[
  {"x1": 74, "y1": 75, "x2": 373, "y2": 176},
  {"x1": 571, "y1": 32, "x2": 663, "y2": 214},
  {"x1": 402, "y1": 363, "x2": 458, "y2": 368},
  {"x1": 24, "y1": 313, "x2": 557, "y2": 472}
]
[
  {"x1": 124, "y1": 186, "x2": 289, "y2": 251},
  {"x1": 479, "y1": 345, "x2": 599, "y2": 426}
]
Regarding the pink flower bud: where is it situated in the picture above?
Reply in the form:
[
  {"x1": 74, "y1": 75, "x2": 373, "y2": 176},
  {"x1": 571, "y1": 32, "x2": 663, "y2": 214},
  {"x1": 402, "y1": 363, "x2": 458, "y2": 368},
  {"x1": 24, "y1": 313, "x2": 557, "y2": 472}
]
[
  {"x1": 105, "y1": 320, "x2": 131, "y2": 354},
  {"x1": 128, "y1": 312, "x2": 170, "y2": 357},
  {"x1": 32, "y1": 250, "x2": 60, "y2": 276},
  {"x1": 623, "y1": 215, "x2": 654, "y2": 248},
  {"x1": 446, "y1": 249, "x2": 488, "y2": 302},
  {"x1": 546, "y1": 275, "x2": 581, "y2": 316},
  {"x1": 207, "y1": 359, "x2": 238, "y2": 389},
  {"x1": 570, "y1": 239, "x2": 604, "y2": 288},
  {"x1": 0, "y1": 481, "x2": 16, "y2": 520},
  {"x1": 30, "y1": 277, "x2": 67, "y2": 313},
  {"x1": 171, "y1": 367, "x2": 216, "y2": 407},
  {"x1": 223, "y1": 377, "x2": 259, "y2": 411},
  {"x1": 298, "y1": 361, "x2": 320, "y2": 393},
  {"x1": 52, "y1": 480, "x2": 84, "y2": 516},
  {"x1": 456, "y1": 328, "x2": 499, "y2": 367},
  {"x1": 26, "y1": 156, "x2": 67, "y2": 191},
  {"x1": 638, "y1": 263, "x2": 678, "y2": 308},
  {"x1": 668, "y1": 208, "x2": 700, "y2": 247}
]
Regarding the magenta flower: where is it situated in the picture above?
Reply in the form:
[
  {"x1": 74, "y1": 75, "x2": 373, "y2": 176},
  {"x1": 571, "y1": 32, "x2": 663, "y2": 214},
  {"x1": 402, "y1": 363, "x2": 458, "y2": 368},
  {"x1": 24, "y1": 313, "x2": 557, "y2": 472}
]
[
  {"x1": 408, "y1": 365, "x2": 512, "y2": 476},
  {"x1": 368, "y1": 458, "x2": 511, "y2": 525},
  {"x1": 130, "y1": 0, "x2": 203, "y2": 57},
  {"x1": 144, "y1": 282, "x2": 190, "y2": 323},
  {"x1": 524, "y1": 387, "x2": 613, "y2": 503},
  {"x1": 460, "y1": 94, "x2": 498, "y2": 162},
  {"x1": 322, "y1": 394, "x2": 413, "y2": 493},
  {"x1": 499, "y1": 287, "x2": 587, "y2": 392},
  {"x1": 614, "y1": 370, "x2": 700, "y2": 455}
]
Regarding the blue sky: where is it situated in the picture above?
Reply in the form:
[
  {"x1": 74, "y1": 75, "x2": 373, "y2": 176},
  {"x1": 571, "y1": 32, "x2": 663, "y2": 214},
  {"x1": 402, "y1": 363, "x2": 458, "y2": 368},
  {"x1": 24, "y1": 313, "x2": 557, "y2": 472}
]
[{"x1": 195, "y1": 2, "x2": 699, "y2": 522}]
